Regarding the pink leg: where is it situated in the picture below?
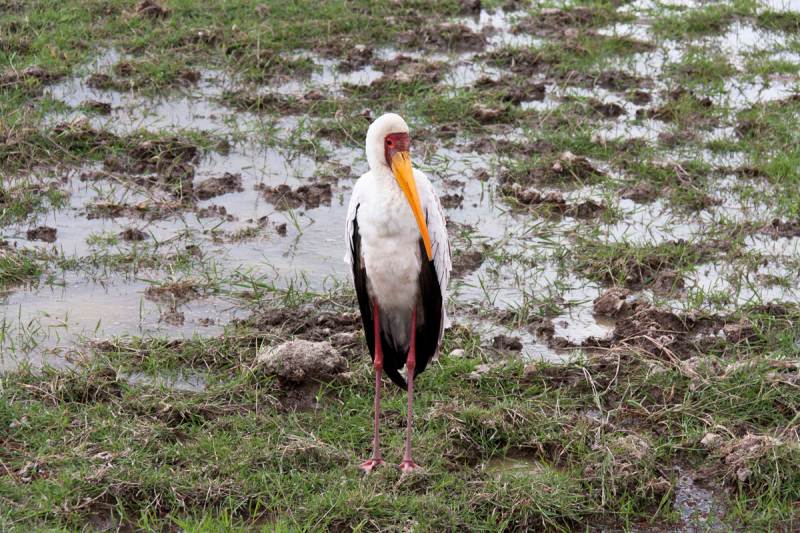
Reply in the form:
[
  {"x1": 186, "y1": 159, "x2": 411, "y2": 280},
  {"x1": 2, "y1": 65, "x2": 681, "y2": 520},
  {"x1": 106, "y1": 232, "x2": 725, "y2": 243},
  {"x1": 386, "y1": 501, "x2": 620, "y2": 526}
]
[
  {"x1": 360, "y1": 301, "x2": 386, "y2": 473},
  {"x1": 399, "y1": 305, "x2": 422, "y2": 474}
]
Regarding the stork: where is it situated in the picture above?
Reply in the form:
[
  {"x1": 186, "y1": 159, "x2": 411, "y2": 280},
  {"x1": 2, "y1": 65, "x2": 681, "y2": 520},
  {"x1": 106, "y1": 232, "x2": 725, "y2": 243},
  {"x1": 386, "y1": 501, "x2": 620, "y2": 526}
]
[{"x1": 344, "y1": 113, "x2": 452, "y2": 473}]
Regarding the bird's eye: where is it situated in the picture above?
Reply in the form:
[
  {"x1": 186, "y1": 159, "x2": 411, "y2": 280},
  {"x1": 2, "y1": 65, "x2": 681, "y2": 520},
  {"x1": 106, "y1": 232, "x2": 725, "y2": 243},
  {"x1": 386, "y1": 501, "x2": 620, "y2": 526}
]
[{"x1": 386, "y1": 139, "x2": 394, "y2": 147}]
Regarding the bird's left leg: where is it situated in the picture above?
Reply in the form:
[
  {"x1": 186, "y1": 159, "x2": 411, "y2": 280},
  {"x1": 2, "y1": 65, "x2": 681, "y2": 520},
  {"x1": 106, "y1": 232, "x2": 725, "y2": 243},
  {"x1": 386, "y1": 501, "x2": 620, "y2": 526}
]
[
  {"x1": 360, "y1": 300, "x2": 386, "y2": 472},
  {"x1": 399, "y1": 305, "x2": 422, "y2": 474}
]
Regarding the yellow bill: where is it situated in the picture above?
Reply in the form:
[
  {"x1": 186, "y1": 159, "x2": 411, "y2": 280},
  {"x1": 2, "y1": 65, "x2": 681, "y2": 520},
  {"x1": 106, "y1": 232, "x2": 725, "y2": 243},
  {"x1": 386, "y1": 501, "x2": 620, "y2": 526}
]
[{"x1": 391, "y1": 151, "x2": 432, "y2": 261}]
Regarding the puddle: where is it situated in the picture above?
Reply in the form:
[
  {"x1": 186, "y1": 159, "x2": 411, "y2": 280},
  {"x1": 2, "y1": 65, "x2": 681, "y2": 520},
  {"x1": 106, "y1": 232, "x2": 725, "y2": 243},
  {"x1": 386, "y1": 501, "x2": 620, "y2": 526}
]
[
  {"x1": 485, "y1": 450, "x2": 550, "y2": 475},
  {"x1": 673, "y1": 466, "x2": 727, "y2": 532}
]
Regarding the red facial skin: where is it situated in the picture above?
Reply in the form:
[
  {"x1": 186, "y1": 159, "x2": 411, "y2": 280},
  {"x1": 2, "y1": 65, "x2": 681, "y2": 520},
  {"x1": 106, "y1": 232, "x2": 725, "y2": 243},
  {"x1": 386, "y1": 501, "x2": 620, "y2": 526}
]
[{"x1": 384, "y1": 132, "x2": 411, "y2": 169}]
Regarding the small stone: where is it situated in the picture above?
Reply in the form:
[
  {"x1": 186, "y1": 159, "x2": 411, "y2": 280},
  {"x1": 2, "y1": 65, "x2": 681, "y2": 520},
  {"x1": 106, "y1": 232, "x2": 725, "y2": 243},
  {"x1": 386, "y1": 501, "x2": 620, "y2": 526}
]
[
  {"x1": 450, "y1": 349, "x2": 465, "y2": 358},
  {"x1": 701, "y1": 433, "x2": 723, "y2": 449}
]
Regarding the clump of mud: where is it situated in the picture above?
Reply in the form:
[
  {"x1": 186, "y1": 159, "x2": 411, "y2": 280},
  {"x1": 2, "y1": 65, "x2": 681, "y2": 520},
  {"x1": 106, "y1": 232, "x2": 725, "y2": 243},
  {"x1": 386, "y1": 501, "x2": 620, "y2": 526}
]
[
  {"x1": 195, "y1": 204, "x2": 237, "y2": 221},
  {"x1": 135, "y1": 0, "x2": 169, "y2": 20},
  {"x1": 513, "y1": 7, "x2": 605, "y2": 37},
  {"x1": 593, "y1": 288, "x2": 630, "y2": 318},
  {"x1": 580, "y1": 305, "x2": 775, "y2": 361},
  {"x1": 473, "y1": 75, "x2": 546, "y2": 105},
  {"x1": 53, "y1": 115, "x2": 118, "y2": 148},
  {"x1": 451, "y1": 249, "x2": 484, "y2": 278},
  {"x1": 498, "y1": 151, "x2": 605, "y2": 188},
  {"x1": 26, "y1": 226, "x2": 57, "y2": 243},
  {"x1": 561, "y1": 70, "x2": 654, "y2": 91},
  {"x1": 236, "y1": 307, "x2": 361, "y2": 342},
  {"x1": 0, "y1": 65, "x2": 63, "y2": 95},
  {"x1": 471, "y1": 103, "x2": 513, "y2": 125},
  {"x1": 338, "y1": 45, "x2": 373, "y2": 73},
  {"x1": 636, "y1": 86, "x2": 714, "y2": 123},
  {"x1": 493, "y1": 335, "x2": 523, "y2": 352},
  {"x1": 485, "y1": 48, "x2": 550, "y2": 75},
  {"x1": 195, "y1": 172, "x2": 244, "y2": 201},
  {"x1": 159, "y1": 308, "x2": 184, "y2": 326},
  {"x1": 119, "y1": 228, "x2": 149, "y2": 242},
  {"x1": 371, "y1": 55, "x2": 444, "y2": 85},
  {"x1": 501, "y1": 185, "x2": 607, "y2": 219},
  {"x1": 762, "y1": 218, "x2": 800, "y2": 238},
  {"x1": 145, "y1": 282, "x2": 198, "y2": 304},
  {"x1": 220, "y1": 89, "x2": 326, "y2": 114},
  {"x1": 399, "y1": 22, "x2": 486, "y2": 52},
  {"x1": 620, "y1": 183, "x2": 657, "y2": 202},
  {"x1": 255, "y1": 182, "x2": 332, "y2": 209}
]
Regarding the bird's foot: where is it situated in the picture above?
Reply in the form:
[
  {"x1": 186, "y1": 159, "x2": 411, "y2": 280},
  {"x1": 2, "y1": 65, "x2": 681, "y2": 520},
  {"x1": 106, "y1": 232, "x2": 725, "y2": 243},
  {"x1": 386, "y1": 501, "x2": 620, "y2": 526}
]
[
  {"x1": 359, "y1": 458, "x2": 386, "y2": 473},
  {"x1": 399, "y1": 459, "x2": 422, "y2": 474}
]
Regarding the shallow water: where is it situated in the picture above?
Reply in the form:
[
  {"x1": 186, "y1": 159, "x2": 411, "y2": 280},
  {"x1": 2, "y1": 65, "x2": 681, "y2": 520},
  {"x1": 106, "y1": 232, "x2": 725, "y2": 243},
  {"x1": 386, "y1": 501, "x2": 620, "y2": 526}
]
[{"x1": 3, "y1": 5, "x2": 800, "y2": 369}]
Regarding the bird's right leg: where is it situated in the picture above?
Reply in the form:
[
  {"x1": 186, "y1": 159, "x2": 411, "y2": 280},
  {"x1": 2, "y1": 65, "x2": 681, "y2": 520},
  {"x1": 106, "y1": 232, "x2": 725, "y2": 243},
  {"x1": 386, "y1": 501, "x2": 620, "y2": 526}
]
[{"x1": 360, "y1": 300, "x2": 386, "y2": 472}]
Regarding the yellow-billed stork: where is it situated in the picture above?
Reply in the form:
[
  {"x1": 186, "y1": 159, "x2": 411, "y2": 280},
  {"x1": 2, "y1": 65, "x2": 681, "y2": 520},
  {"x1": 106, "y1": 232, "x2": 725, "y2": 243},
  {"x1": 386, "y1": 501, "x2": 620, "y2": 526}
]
[{"x1": 344, "y1": 113, "x2": 452, "y2": 473}]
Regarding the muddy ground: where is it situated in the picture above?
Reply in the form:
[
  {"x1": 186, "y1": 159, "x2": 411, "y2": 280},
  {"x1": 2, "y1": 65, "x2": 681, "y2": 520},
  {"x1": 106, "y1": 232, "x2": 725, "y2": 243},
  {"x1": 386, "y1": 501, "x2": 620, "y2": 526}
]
[{"x1": 2, "y1": 0, "x2": 800, "y2": 531}]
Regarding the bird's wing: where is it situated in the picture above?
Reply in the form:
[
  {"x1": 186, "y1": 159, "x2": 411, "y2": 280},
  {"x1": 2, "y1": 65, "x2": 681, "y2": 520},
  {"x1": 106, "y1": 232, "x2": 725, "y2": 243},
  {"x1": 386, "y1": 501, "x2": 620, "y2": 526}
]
[
  {"x1": 416, "y1": 170, "x2": 452, "y2": 360},
  {"x1": 343, "y1": 178, "x2": 364, "y2": 268}
]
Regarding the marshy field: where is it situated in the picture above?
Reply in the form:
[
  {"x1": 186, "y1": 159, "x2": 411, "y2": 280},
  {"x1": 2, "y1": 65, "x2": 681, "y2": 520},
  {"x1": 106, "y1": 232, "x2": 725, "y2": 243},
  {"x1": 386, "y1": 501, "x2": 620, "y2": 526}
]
[{"x1": 2, "y1": 0, "x2": 800, "y2": 530}]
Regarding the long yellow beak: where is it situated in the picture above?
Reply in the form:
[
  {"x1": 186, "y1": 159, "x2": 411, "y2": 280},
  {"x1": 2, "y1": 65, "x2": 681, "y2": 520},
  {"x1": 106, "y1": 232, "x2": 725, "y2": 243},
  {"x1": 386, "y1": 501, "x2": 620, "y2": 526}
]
[{"x1": 391, "y1": 151, "x2": 432, "y2": 261}]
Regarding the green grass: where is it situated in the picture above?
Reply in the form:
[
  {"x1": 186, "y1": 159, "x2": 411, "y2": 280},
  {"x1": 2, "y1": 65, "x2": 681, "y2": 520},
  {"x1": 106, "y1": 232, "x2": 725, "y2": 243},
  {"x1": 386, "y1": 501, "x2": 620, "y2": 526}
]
[{"x1": 3, "y1": 310, "x2": 800, "y2": 531}]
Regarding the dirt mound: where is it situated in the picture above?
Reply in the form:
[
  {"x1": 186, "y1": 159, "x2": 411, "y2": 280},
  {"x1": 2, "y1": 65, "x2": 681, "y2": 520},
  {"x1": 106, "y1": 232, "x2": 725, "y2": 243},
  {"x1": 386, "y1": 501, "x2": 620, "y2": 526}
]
[
  {"x1": 636, "y1": 86, "x2": 713, "y2": 122},
  {"x1": 0, "y1": 65, "x2": 63, "y2": 95},
  {"x1": 451, "y1": 250, "x2": 484, "y2": 278},
  {"x1": 582, "y1": 307, "x2": 728, "y2": 361},
  {"x1": 652, "y1": 271, "x2": 684, "y2": 296},
  {"x1": 485, "y1": 48, "x2": 549, "y2": 75},
  {"x1": 338, "y1": 45, "x2": 373, "y2": 73},
  {"x1": 220, "y1": 89, "x2": 327, "y2": 114},
  {"x1": 135, "y1": 0, "x2": 169, "y2": 20},
  {"x1": 119, "y1": 228, "x2": 148, "y2": 241},
  {"x1": 440, "y1": 193, "x2": 463, "y2": 209},
  {"x1": 26, "y1": 226, "x2": 56, "y2": 243},
  {"x1": 400, "y1": 22, "x2": 486, "y2": 52},
  {"x1": 762, "y1": 218, "x2": 800, "y2": 238},
  {"x1": 620, "y1": 183, "x2": 656, "y2": 202},
  {"x1": 52, "y1": 116, "x2": 118, "y2": 148},
  {"x1": 255, "y1": 182, "x2": 332, "y2": 209},
  {"x1": 497, "y1": 151, "x2": 605, "y2": 187},
  {"x1": 588, "y1": 98, "x2": 626, "y2": 118},
  {"x1": 194, "y1": 204, "x2": 237, "y2": 221},
  {"x1": 472, "y1": 75, "x2": 545, "y2": 105},
  {"x1": 501, "y1": 185, "x2": 607, "y2": 219},
  {"x1": 195, "y1": 172, "x2": 244, "y2": 200},
  {"x1": 372, "y1": 55, "x2": 443, "y2": 85},
  {"x1": 81, "y1": 99, "x2": 112, "y2": 114},
  {"x1": 145, "y1": 282, "x2": 197, "y2": 304},
  {"x1": 257, "y1": 340, "x2": 347, "y2": 385},
  {"x1": 237, "y1": 307, "x2": 361, "y2": 342},
  {"x1": 493, "y1": 335, "x2": 522, "y2": 352},
  {"x1": 561, "y1": 69, "x2": 654, "y2": 91},
  {"x1": 514, "y1": 7, "x2": 601, "y2": 37},
  {"x1": 159, "y1": 308, "x2": 184, "y2": 326},
  {"x1": 593, "y1": 288, "x2": 630, "y2": 318}
]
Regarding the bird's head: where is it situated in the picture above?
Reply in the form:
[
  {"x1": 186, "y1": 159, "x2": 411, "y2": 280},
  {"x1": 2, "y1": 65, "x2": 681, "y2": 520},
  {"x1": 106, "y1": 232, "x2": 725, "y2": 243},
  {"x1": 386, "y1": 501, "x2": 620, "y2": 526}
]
[{"x1": 366, "y1": 113, "x2": 432, "y2": 260}]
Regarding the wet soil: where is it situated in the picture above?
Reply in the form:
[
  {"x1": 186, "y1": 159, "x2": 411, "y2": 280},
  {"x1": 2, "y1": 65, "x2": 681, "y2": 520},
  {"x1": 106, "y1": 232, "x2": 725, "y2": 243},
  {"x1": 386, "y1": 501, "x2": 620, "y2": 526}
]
[
  {"x1": 25, "y1": 226, "x2": 57, "y2": 243},
  {"x1": 255, "y1": 182, "x2": 333, "y2": 210}
]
